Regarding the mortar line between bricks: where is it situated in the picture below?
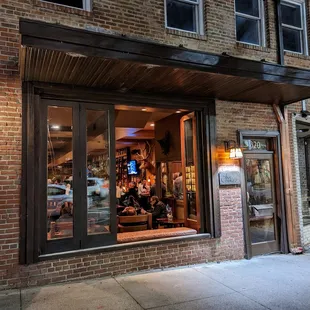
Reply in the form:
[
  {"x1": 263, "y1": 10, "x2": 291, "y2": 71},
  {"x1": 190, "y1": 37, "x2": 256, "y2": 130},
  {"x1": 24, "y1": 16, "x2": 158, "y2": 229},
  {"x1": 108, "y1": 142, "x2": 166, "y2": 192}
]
[
  {"x1": 193, "y1": 268, "x2": 271, "y2": 310},
  {"x1": 113, "y1": 277, "x2": 146, "y2": 310}
]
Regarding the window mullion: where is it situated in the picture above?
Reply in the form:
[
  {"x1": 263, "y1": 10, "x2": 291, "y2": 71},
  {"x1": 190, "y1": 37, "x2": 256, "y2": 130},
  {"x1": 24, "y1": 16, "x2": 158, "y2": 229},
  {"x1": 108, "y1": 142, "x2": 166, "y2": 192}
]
[
  {"x1": 282, "y1": 23, "x2": 303, "y2": 31},
  {"x1": 236, "y1": 12, "x2": 261, "y2": 21},
  {"x1": 177, "y1": 0, "x2": 199, "y2": 4}
]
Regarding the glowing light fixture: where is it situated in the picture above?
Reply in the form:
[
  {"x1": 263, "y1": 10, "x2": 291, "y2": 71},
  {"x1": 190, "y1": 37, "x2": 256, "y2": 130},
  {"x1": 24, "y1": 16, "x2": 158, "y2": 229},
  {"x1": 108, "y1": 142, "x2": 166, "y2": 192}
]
[
  {"x1": 51, "y1": 125, "x2": 60, "y2": 130},
  {"x1": 150, "y1": 123, "x2": 155, "y2": 127},
  {"x1": 142, "y1": 108, "x2": 147, "y2": 111},
  {"x1": 224, "y1": 140, "x2": 243, "y2": 160},
  {"x1": 176, "y1": 110, "x2": 181, "y2": 113}
]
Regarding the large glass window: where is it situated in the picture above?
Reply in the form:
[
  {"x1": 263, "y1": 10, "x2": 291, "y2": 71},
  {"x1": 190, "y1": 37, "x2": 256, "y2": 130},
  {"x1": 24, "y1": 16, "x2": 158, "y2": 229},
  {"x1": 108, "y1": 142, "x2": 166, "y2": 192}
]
[
  {"x1": 29, "y1": 98, "x2": 211, "y2": 258},
  {"x1": 165, "y1": 0, "x2": 204, "y2": 34},
  {"x1": 281, "y1": 0, "x2": 308, "y2": 54},
  {"x1": 235, "y1": 0, "x2": 265, "y2": 46}
]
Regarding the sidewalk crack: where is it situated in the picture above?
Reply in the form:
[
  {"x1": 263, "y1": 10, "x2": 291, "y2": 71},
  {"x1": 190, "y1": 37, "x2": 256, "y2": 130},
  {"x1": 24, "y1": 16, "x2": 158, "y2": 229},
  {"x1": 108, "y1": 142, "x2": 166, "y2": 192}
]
[{"x1": 113, "y1": 277, "x2": 146, "y2": 310}]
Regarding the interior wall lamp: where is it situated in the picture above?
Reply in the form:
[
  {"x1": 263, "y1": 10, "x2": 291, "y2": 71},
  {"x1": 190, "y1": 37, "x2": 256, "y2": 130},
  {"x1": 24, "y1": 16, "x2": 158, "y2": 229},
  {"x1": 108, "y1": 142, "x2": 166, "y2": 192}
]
[{"x1": 224, "y1": 140, "x2": 243, "y2": 160}]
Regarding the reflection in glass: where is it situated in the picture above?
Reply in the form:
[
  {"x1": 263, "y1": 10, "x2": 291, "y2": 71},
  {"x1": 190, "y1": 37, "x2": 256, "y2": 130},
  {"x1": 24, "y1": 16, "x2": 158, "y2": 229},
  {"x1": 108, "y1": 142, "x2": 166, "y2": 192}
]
[
  {"x1": 47, "y1": 106, "x2": 73, "y2": 240},
  {"x1": 184, "y1": 118, "x2": 197, "y2": 219},
  {"x1": 86, "y1": 110, "x2": 110, "y2": 235},
  {"x1": 235, "y1": 0, "x2": 259, "y2": 17},
  {"x1": 283, "y1": 27, "x2": 302, "y2": 53},
  {"x1": 44, "y1": 0, "x2": 83, "y2": 9},
  {"x1": 246, "y1": 158, "x2": 275, "y2": 244},
  {"x1": 166, "y1": 0, "x2": 197, "y2": 32},
  {"x1": 281, "y1": 3, "x2": 302, "y2": 28},
  {"x1": 236, "y1": 16, "x2": 260, "y2": 45}
]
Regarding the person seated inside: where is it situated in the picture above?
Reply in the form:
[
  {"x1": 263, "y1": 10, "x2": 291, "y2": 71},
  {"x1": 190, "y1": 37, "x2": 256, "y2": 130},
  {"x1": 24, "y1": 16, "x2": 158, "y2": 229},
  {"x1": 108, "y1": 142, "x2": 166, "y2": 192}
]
[
  {"x1": 141, "y1": 196, "x2": 167, "y2": 228},
  {"x1": 55, "y1": 202, "x2": 73, "y2": 237},
  {"x1": 121, "y1": 181, "x2": 139, "y2": 204},
  {"x1": 118, "y1": 196, "x2": 141, "y2": 216},
  {"x1": 138, "y1": 179, "x2": 150, "y2": 209},
  {"x1": 57, "y1": 202, "x2": 73, "y2": 222}
]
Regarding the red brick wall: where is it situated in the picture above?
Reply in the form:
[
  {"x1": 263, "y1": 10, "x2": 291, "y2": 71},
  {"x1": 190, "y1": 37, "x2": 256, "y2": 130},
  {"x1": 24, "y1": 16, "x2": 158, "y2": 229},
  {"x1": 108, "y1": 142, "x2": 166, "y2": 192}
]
[
  {"x1": 216, "y1": 101, "x2": 279, "y2": 166},
  {"x1": 0, "y1": 0, "x2": 296, "y2": 63},
  {"x1": 0, "y1": 15, "x2": 22, "y2": 287}
]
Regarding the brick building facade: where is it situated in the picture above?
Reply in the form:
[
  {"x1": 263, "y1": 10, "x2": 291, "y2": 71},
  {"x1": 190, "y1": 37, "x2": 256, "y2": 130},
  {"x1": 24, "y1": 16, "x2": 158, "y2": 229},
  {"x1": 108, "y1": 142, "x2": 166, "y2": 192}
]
[{"x1": 1, "y1": 0, "x2": 310, "y2": 289}]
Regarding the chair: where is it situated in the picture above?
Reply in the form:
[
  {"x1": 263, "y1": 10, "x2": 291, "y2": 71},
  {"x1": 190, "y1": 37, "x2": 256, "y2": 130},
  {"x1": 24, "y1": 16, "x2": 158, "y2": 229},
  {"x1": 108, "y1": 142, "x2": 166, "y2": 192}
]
[
  {"x1": 50, "y1": 221, "x2": 73, "y2": 239},
  {"x1": 117, "y1": 213, "x2": 152, "y2": 233}
]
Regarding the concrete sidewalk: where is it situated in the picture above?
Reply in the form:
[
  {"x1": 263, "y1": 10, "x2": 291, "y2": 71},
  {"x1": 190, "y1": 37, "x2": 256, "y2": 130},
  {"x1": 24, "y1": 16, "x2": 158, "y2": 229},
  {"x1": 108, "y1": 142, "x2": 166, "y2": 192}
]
[{"x1": 1, "y1": 253, "x2": 310, "y2": 310}]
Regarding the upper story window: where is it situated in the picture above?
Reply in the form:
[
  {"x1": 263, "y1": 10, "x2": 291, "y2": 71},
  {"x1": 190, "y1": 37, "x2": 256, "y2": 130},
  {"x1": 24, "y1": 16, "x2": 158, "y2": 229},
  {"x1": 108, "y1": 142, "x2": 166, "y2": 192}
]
[
  {"x1": 281, "y1": 0, "x2": 308, "y2": 55},
  {"x1": 42, "y1": 0, "x2": 91, "y2": 11},
  {"x1": 165, "y1": 0, "x2": 204, "y2": 35},
  {"x1": 235, "y1": 0, "x2": 265, "y2": 46}
]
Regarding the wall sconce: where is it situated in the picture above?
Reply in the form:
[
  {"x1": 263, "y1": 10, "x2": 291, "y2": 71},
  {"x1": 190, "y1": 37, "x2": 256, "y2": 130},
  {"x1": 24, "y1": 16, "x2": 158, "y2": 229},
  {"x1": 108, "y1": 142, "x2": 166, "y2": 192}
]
[{"x1": 224, "y1": 140, "x2": 243, "y2": 160}]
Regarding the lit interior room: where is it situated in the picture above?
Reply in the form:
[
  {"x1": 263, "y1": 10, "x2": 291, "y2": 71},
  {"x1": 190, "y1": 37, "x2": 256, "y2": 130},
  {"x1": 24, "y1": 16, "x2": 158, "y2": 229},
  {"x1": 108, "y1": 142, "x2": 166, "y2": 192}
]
[{"x1": 46, "y1": 104, "x2": 200, "y2": 243}]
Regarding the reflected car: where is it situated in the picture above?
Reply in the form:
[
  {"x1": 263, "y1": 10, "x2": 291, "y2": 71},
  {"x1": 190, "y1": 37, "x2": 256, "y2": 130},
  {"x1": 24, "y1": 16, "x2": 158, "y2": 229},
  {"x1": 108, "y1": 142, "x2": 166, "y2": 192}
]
[
  {"x1": 87, "y1": 178, "x2": 109, "y2": 199},
  {"x1": 47, "y1": 184, "x2": 73, "y2": 218}
]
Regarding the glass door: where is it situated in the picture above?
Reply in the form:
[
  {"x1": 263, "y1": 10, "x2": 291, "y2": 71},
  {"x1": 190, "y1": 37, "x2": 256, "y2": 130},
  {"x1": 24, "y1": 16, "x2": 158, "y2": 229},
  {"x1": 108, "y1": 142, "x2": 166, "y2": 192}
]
[
  {"x1": 180, "y1": 113, "x2": 200, "y2": 230},
  {"x1": 80, "y1": 104, "x2": 116, "y2": 248},
  {"x1": 40, "y1": 100, "x2": 116, "y2": 255},
  {"x1": 245, "y1": 153, "x2": 280, "y2": 256}
]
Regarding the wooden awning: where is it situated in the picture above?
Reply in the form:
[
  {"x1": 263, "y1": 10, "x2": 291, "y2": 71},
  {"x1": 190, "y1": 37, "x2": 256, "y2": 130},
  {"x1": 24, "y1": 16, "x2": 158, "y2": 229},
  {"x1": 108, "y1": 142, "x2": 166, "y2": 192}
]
[{"x1": 19, "y1": 19, "x2": 310, "y2": 105}]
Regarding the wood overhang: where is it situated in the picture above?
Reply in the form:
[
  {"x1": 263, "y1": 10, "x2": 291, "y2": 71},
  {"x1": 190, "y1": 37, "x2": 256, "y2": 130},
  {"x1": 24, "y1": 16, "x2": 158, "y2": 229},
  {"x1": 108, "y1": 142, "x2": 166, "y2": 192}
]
[{"x1": 19, "y1": 19, "x2": 310, "y2": 105}]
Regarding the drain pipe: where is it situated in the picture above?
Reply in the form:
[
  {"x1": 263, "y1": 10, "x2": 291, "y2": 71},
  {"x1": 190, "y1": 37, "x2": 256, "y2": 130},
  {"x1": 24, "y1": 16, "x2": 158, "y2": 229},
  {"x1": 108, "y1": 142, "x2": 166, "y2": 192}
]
[
  {"x1": 273, "y1": 105, "x2": 296, "y2": 253},
  {"x1": 275, "y1": 0, "x2": 284, "y2": 65}
]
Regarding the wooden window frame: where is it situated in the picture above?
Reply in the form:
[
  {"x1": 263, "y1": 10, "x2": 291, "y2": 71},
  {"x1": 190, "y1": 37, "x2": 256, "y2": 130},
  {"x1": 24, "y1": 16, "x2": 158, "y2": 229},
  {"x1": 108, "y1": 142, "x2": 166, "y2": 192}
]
[{"x1": 20, "y1": 82, "x2": 218, "y2": 264}]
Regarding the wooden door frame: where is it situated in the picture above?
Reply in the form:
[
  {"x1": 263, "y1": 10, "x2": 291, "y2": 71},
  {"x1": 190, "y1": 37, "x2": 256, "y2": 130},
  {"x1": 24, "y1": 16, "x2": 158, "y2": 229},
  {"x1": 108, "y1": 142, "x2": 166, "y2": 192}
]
[
  {"x1": 238, "y1": 130, "x2": 288, "y2": 259},
  {"x1": 180, "y1": 113, "x2": 200, "y2": 230}
]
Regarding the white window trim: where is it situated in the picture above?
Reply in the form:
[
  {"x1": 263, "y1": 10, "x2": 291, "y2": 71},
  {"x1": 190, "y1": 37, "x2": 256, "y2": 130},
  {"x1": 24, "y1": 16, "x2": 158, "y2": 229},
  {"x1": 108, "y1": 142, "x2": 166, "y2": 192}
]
[
  {"x1": 281, "y1": 0, "x2": 308, "y2": 56},
  {"x1": 164, "y1": 0, "x2": 204, "y2": 35},
  {"x1": 234, "y1": 0, "x2": 266, "y2": 47},
  {"x1": 40, "y1": 0, "x2": 92, "y2": 12}
]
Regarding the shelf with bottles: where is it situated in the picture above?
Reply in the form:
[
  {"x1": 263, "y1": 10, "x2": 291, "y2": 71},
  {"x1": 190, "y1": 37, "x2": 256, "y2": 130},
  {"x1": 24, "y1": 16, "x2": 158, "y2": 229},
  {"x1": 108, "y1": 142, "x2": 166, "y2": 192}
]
[
  {"x1": 116, "y1": 147, "x2": 130, "y2": 183},
  {"x1": 185, "y1": 165, "x2": 196, "y2": 192}
]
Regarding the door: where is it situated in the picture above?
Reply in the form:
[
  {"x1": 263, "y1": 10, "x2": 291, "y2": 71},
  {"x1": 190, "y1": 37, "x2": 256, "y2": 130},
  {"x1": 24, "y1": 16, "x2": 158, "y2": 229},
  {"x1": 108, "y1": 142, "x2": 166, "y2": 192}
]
[
  {"x1": 180, "y1": 113, "x2": 201, "y2": 231},
  {"x1": 39, "y1": 100, "x2": 116, "y2": 255},
  {"x1": 244, "y1": 153, "x2": 280, "y2": 256}
]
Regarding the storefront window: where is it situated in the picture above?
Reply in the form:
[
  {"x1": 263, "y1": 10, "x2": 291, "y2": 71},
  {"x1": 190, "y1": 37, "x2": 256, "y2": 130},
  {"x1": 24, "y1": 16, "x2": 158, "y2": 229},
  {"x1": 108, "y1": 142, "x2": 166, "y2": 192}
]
[{"x1": 25, "y1": 96, "x2": 213, "y2": 260}]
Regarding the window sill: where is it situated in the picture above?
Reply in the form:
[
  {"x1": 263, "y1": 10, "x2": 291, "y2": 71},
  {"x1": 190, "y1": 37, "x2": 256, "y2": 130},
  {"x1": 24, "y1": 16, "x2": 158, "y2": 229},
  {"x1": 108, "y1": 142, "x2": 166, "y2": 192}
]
[
  {"x1": 33, "y1": 0, "x2": 92, "y2": 17},
  {"x1": 284, "y1": 51, "x2": 310, "y2": 60},
  {"x1": 236, "y1": 42, "x2": 271, "y2": 53},
  {"x1": 38, "y1": 233, "x2": 211, "y2": 262},
  {"x1": 166, "y1": 28, "x2": 207, "y2": 41}
]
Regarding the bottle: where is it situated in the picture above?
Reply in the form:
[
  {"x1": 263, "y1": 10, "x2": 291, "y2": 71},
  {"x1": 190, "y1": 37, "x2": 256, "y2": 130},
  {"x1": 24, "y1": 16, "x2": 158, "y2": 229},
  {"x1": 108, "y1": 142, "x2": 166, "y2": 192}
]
[{"x1": 166, "y1": 204, "x2": 173, "y2": 222}]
